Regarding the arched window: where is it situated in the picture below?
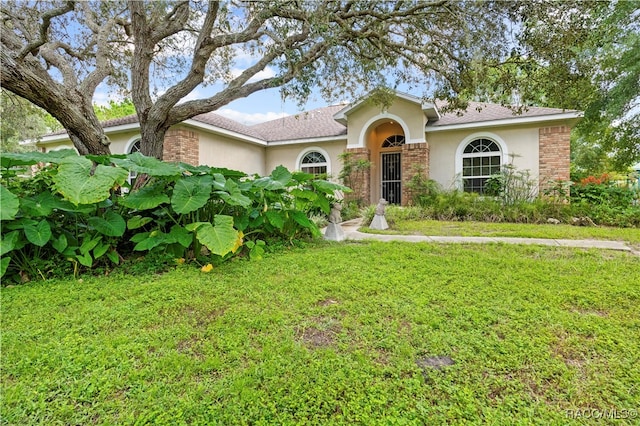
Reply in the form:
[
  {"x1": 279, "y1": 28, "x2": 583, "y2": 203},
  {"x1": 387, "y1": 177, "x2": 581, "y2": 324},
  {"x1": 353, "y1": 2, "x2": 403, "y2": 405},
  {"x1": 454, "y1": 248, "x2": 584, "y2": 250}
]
[
  {"x1": 461, "y1": 138, "x2": 501, "y2": 194},
  {"x1": 300, "y1": 151, "x2": 328, "y2": 175},
  {"x1": 127, "y1": 139, "x2": 141, "y2": 185},
  {"x1": 128, "y1": 139, "x2": 141, "y2": 154},
  {"x1": 382, "y1": 134, "x2": 405, "y2": 148}
]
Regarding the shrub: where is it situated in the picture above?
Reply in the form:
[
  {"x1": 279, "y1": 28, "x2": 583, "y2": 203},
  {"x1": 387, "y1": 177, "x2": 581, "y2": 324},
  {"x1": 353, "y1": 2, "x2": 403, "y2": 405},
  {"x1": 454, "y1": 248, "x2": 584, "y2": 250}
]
[
  {"x1": 0, "y1": 151, "x2": 349, "y2": 283},
  {"x1": 406, "y1": 165, "x2": 442, "y2": 207}
]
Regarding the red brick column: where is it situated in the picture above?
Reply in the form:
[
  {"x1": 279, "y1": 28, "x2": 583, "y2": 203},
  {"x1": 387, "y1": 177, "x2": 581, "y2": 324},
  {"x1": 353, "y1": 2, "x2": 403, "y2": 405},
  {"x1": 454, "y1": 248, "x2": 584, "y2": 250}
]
[
  {"x1": 401, "y1": 142, "x2": 429, "y2": 206},
  {"x1": 539, "y1": 126, "x2": 571, "y2": 191},
  {"x1": 163, "y1": 128, "x2": 199, "y2": 165},
  {"x1": 343, "y1": 148, "x2": 371, "y2": 205}
]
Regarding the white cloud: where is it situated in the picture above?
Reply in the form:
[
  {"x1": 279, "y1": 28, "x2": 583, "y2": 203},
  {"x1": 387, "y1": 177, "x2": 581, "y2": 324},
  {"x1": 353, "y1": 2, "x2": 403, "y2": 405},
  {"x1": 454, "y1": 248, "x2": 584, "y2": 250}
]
[
  {"x1": 216, "y1": 108, "x2": 289, "y2": 125},
  {"x1": 229, "y1": 66, "x2": 277, "y2": 83}
]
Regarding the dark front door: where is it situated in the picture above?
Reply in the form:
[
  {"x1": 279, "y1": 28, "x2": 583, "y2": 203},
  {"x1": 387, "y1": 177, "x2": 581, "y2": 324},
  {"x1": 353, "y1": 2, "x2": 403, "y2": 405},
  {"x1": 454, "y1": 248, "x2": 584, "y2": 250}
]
[{"x1": 381, "y1": 152, "x2": 401, "y2": 204}]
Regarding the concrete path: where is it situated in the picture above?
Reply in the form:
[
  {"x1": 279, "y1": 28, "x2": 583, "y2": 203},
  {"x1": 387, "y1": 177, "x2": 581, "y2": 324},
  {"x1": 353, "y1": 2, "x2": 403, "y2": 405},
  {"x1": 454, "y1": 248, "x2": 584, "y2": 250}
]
[{"x1": 329, "y1": 219, "x2": 638, "y2": 255}]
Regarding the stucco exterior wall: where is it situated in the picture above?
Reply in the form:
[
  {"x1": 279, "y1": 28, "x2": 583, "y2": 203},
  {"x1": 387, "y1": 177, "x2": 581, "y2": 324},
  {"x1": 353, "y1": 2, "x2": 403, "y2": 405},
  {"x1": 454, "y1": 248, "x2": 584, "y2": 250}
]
[
  {"x1": 345, "y1": 97, "x2": 427, "y2": 147},
  {"x1": 264, "y1": 139, "x2": 347, "y2": 179},
  {"x1": 198, "y1": 130, "x2": 266, "y2": 175},
  {"x1": 427, "y1": 126, "x2": 540, "y2": 190}
]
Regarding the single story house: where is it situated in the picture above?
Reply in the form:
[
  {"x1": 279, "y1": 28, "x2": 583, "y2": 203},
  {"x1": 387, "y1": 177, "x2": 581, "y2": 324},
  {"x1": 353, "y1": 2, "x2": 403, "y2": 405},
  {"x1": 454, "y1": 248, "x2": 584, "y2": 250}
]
[{"x1": 37, "y1": 91, "x2": 581, "y2": 205}]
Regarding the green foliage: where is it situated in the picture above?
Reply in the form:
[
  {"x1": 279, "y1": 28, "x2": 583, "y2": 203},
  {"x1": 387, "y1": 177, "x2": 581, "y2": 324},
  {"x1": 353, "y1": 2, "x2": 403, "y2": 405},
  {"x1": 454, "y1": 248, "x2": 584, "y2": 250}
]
[
  {"x1": 484, "y1": 162, "x2": 538, "y2": 205},
  {"x1": 0, "y1": 185, "x2": 19, "y2": 220},
  {"x1": 2, "y1": 243, "x2": 639, "y2": 424},
  {"x1": 338, "y1": 151, "x2": 371, "y2": 207},
  {"x1": 406, "y1": 165, "x2": 442, "y2": 207},
  {"x1": 363, "y1": 183, "x2": 640, "y2": 229},
  {"x1": 0, "y1": 151, "x2": 347, "y2": 283},
  {"x1": 93, "y1": 99, "x2": 136, "y2": 121},
  {"x1": 0, "y1": 89, "x2": 52, "y2": 153}
]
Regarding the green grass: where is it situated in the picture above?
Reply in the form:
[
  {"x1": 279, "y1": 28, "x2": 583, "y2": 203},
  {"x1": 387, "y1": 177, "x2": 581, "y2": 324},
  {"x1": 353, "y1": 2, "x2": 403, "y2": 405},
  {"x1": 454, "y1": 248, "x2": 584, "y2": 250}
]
[
  {"x1": 2, "y1": 242, "x2": 640, "y2": 424},
  {"x1": 362, "y1": 219, "x2": 640, "y2": 245}
]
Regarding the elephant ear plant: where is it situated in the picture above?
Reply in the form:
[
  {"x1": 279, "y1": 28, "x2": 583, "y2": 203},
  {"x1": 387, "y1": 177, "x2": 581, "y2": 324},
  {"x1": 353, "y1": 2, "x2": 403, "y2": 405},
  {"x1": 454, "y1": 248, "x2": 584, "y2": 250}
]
[{"x1": 0, "y1": 151, "x2": 349, "y2": 283}]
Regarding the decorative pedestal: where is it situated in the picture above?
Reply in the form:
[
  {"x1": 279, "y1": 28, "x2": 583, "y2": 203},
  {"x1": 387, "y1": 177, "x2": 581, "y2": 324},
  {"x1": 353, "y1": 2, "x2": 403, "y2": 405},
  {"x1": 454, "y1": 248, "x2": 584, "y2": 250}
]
[
  {"x1": 369, "y1": 214, "x2": 389, "y2": 230},
  {"x1": 324, "y1": 223, "x2": 345, "y2": 241}
]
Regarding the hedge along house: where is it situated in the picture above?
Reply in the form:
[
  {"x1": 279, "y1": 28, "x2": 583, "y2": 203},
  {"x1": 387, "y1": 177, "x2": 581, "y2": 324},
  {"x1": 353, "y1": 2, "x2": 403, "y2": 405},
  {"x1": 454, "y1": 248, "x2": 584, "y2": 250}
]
[{"x1": 37, "y1": 91, "x2": 581, "y2": 206}]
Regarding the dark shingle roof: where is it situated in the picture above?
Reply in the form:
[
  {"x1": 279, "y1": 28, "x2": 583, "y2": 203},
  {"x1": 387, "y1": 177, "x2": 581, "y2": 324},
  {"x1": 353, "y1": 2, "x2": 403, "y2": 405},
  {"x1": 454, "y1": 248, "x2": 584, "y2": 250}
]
[
  {"x1": 249, "y1": 105, "x2": 347, "y2": 142},
  {"x1": 428, "y1": 101, "x2": 577, "y2": 127},
  {"x1": 192, "y1": 112, "x2": 265, "y2": 139},
  {"x1": 45, "y1": 99, "x2": 576, "y2": 142}
]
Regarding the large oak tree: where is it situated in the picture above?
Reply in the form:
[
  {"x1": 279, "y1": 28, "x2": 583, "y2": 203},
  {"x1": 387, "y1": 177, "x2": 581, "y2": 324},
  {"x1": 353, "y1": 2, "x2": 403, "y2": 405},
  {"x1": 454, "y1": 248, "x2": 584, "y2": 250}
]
[{"x1": 2, "y1": 1, "x2": 623, "y2": 161}]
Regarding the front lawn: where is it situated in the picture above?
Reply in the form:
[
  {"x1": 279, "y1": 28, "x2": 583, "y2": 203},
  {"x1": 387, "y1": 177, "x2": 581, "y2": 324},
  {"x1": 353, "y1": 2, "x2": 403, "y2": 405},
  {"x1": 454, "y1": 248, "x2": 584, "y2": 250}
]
[{"x1": 2, "y1": 242, "x2": 639, "y2": 424}]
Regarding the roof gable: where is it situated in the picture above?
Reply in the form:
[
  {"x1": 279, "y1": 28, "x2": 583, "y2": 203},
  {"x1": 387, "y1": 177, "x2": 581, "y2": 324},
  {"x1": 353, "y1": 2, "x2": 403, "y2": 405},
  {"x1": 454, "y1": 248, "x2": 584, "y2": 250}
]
[{"x1": 333, "y1": 90, "x2": 439, "y2": 125}]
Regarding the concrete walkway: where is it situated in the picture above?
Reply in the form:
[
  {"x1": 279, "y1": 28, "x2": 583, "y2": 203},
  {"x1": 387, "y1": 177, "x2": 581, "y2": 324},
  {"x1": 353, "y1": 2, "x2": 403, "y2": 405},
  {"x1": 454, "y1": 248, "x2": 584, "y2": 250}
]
[{"x1": 329, "y1": 219, "x2": 638, "y2": 255}]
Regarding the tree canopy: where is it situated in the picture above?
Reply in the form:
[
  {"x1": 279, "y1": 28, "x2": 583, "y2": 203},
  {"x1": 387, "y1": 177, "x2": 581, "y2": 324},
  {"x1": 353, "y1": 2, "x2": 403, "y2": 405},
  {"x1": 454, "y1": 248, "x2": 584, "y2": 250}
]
[{"x1": 2, "y1": 1, "x2": 635, "y2": 165}]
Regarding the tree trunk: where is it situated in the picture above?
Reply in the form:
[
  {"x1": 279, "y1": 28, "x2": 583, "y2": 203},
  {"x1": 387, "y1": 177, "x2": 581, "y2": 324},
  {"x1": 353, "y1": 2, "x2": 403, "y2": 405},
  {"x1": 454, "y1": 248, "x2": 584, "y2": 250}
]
[
  {"x1": 1, "y1": 50, "x2": 111, "y2": 156},
  {"x1": 138, "y1": 118, "x2": 168, "y2": 160}
]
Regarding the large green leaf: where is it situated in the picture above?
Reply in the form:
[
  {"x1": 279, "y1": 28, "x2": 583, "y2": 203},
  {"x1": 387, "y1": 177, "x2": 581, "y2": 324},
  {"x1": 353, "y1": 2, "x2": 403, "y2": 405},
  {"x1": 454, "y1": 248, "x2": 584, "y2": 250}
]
[
  {"x1": 215, "y1": 179, "x2": 252, "y2": 207},
  {"x1": 53, "y1": 156, "x2": 129, "y2": 205},
  {"x1": 0, "y1": 149, "x2": 77, "y2": 168},
  {"x1": 79, "y1": 235, "x2": 101, "y2": 255},
  {"x1": 1, "y1": 231, "x2": 19, "y2": 256},
  {"x1": 127, "y1": 215, "x2": 153, "y2": 230},
  {"x1": 23, "y1": 219, "x2": 52, "y2": 247},
  {"x1": 111, "y1": 152, "x2": 182, "y2": 177},
  {"x1": 131, "y1": 230, "x2": 170, "y2": 251},
  {"x1": 171, "y1": 175, "x2": 213, "y2": 214},
  {"x1": 119, "y1": 185, "x2": 170, "y2": 210},
  {"x1": 312, "y1": 179, "x2": 351, "y2": 194},
  {"x1": 270, "y1": 165, "x2": 293, "y2": 186},
  {"x1": 265, "y1": 210, "x2": 285, "y2": 230},
  {"x1": 315, "y1": 194, "x2": 331, "y2": 214},
  {"x1": 252, "y1": 176, "x2": 285, "y2": 191},
  {"x1": 169, "y1": 225, "x2": 193, "y2": 248},
  {"x1": 51, "y1": 234, "x2": 68, "y2": 253},
  {"x1": 291, "y1": 188, "x2": 318, "y2": 201},
  {"x1": 0, "y1": 185, "x2": 19, "y2": 221},
  {"x1": 88, "y1": 211, "x2": 126, "y2": 237},
  {"x1": 290, "y1": 210, "x2": 313, "y2": 228},
  {"x1": 48, "y1": 197, "x2": 96, "y2": 214},
  {"x1": 0, "y1": 257, "x2": 10, "y2": 278},
  {"x1": 186, "y1": 215, "x2": 240, "y2": 256},
  {"x1": 19, "y1": 192, "x2": 58, "y2": 217}
]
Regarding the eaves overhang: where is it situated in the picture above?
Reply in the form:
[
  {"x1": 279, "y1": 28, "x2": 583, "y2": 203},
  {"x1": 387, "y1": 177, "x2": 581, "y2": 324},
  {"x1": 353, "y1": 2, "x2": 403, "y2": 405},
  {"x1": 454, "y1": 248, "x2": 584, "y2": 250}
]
[{"x1": 425, "y1": 111, "x2": 583, "y2": 133}]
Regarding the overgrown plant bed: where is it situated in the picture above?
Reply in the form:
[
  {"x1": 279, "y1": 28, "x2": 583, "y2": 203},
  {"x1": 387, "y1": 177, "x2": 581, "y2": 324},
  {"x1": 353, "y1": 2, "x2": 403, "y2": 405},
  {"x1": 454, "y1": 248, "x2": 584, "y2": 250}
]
[
  {"x1": 0, "y1": 150, "x2": 348, "y2": 284},
  {"x1": 2, "y1": 242, "x2": 639, "y2": 424}
]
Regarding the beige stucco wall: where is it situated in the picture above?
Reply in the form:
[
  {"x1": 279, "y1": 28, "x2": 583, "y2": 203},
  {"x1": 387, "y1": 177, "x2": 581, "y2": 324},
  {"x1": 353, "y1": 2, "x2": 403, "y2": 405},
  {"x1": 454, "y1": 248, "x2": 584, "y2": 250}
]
[
  {"x1": 426, "y1": 126, "x2": 540, "y2": 190},
  {"x1": 345, "y1": 97, "x2": 427, "y2": 148},
  {"x1": 198, "y1": 131, "x2": 266, "y2": 175},
  {"x1": 265, "y1": 139, "x2": 347, "y2": 180}
]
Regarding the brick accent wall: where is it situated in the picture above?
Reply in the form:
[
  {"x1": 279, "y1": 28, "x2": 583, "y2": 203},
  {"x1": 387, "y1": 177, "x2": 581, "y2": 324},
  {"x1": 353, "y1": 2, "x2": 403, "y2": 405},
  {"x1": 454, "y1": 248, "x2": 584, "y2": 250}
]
[
  {"x1": 163, "y1": 128, "x2": 199, "y2": 165},
  {"x1": 343, "y1": 148, "x2": 371, "y2": 205},
  {"x1": 401, "y1": 143, "x2": 429, "y2": 206},
  {"x1": 539, "y1": 126, "x2": 571, "y2": 191}
]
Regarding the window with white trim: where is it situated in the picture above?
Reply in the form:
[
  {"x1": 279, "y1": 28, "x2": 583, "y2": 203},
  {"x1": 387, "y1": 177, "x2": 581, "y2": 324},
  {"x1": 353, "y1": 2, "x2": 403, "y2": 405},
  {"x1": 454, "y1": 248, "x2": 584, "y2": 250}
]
[
  {"x1": 300, "y1": 151, "x2": 328, "y2": 175},
  {"x1": 461, "y1": 138, "x2": 501, "y2": 194},
  {"x1": 382, "y1": 134, "x2": 405, "y2": 148},
  {"x1": 127, "y1": 139, "x2": 141, "y2": 184}
]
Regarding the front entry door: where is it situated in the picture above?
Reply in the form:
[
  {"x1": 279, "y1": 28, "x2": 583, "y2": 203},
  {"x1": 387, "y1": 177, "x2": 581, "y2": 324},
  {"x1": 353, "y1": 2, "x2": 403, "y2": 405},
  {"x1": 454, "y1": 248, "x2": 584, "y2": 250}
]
[{"x1": 381, "y1": 152, "x2": 401, "y2": 204}]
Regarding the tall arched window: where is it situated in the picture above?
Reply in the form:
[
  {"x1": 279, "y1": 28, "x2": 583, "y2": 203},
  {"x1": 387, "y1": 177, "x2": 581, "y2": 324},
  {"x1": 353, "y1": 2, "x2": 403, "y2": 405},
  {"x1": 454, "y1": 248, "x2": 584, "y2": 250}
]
[
  {"x1": 300, "y1": 151, "x2": 328, "y2": 175},
  {"x1": 127, "y1": 139, "x2": 141, "y2": 184},
  {"x1": 461, "y1": 138, "x2": 501, "y2": 194},
  {"x1": 382, "y1": 134, "x2": 405, "y2": 148},
  {"x1": 128, "y1": 139, "x2": 141, "y2": 154}
]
